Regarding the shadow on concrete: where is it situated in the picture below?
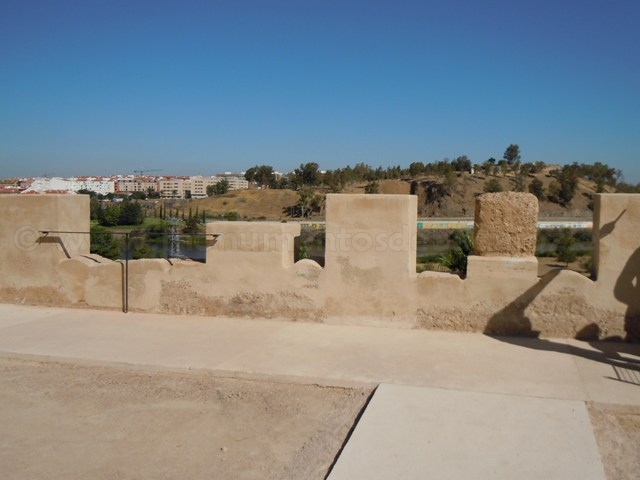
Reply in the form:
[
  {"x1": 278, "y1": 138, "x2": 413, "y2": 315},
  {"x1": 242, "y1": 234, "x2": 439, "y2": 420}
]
[
  {"x1": 483, "y1": 213, "x2": 640, "y2": 384},
  {"x1": 484, "y1": 267, "x2": 640, "y2": 385},
  {"x1": 614, "y1": 246, "x2": 640, "y2": 341},
  {"x1": 37, "y1": 235, "x2": 71, "y2": 258},
  {"x1": 488, "y1": 335, "x2": 640, "y2": 386},
  {"x1": 484, "y1": 268, "x2": 562, "y2": 338},
  {"x1": 598, "y1": 208, "x2": 626, "y2": 240}
]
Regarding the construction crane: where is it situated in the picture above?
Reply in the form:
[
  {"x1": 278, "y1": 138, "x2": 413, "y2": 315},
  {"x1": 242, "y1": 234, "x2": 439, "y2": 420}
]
[{"x1": 133, "y1": 168, "x2": 163, "y2": 176}]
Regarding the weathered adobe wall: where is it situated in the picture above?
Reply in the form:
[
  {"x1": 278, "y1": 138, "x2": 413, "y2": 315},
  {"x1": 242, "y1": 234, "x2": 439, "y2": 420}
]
[
  {"x1": 0, "y1": 195, "x2": 89, "y2": 304},
  {"x1": 0, "y1": 193, "x2": 638, "y2": 340}
]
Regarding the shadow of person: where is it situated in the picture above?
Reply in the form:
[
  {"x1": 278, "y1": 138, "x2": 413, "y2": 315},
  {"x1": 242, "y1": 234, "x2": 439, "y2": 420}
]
[
  {"x1": 598, "y1": 208, "x2": 626, "y2": 240},
  {"x1": 614, "y1": 246, "x2": 640, "y2": 342},
  {"x1": 484, "y1": 268, "x2": 562, "y2": 337},
  {"x1": 483, "y1": 255, "x2": 640, "y2": 385},
  {"x1": 490, "y1": 329, "x2": 640, "y2": 386}
]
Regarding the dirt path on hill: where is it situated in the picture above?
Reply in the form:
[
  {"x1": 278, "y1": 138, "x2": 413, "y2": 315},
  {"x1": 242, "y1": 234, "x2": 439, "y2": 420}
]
[{"x1": 0, "y1": 356, "x2": 370, "y2": 480}]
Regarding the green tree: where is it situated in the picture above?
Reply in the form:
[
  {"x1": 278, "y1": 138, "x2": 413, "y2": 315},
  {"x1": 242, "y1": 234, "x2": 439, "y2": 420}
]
[
  {"x1": 503, "y1": 144, "x2": 521, "y2": 166},
  {"x1": 513, "y1": 173, "x2": 526, "y2": 192},
  {"x1": 452, "y1": 155, "x2": 472, "y2": 172},
  {"x1": 100, "y1": 204, "x2": 121, "y2": 227},
  {"x1": 364, "y1": 181, "x2": 380, "y2": 194},
  {"x1": 548, "y1": 165, "x2": 579, "y2": 206},
  {"x1": 118, "y1": 200, "x2": 144, "y2": 225},
  {"x1": 297, "y1": 187, "x2": 322, "y2": 218},
  {"x1": 295, "y1": 162, "x2": 321, "y2": 186},
  {"x1": 528, "y1": 178, "x2": 545, "y2": 199},
  {"x1": 482, "y1": 158, "x2": 496, "y2": 176},
  {"x1": 409, "y1": 162, "x2": 425, "y2": 177},
  {"x1": 244, "y1": 167, "x2": 257, "y2": 183},
  {"x1": 556, "y1": 231, "x2": 577, "y2": 266},
  {"x1": 245, "y1": 165, "x2": 276, "y2": 188},
  {"x1": 89, "y1": 197, "x2": 101, "y2": 221},
  {"x1": 130, "y1": 191, "x2": 147, "y2": 200},
  {"x1": 616, "y1": 182, "x2": 640, "y2": 193},
  {"x1": 90, "y1": 225, "x2": 120, "y2": 260},
  {"x1": 519, "y1": 162, "x2": 534, "y2": 176},
  {"x1": 183, "y1": 215, "x2": 199, "y2": 234},
  {"x1": 214, "y1": 179, "x2": 230, "y2": 195},
  {"x1": 484, "y1": 178, "x2": 503, "y2": 193}
]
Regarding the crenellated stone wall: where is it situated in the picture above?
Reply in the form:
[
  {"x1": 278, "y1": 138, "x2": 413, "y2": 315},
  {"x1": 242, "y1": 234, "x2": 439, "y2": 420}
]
[{"x1": 0, "y1": 193, "x2": 638, "y2": 340}]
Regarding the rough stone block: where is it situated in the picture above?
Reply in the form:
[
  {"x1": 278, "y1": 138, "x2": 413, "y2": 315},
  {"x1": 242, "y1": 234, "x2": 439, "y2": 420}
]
[{"x1": 474, "y1": 192, "x2": 538, "y2": 257}]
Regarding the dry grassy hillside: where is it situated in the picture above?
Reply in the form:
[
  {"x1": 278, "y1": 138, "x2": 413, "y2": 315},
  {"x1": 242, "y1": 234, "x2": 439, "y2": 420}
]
[
  {"x1": 189, "y1": 189, "x2": 299, "y2": 220},
  {"x1": 186, "y1": 171, "x2": 600, "y2": 220}
]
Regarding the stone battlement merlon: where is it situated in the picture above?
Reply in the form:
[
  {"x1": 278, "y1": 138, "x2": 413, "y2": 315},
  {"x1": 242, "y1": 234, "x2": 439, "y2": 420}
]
[{"x1": 0, "y1": 193, "x2": 638, "y2": 339}]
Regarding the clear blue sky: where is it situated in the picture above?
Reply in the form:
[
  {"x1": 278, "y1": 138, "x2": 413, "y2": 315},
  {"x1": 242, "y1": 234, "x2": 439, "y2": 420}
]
[{"x1": 1, "y1": 0, "x2": 639, "y2": 182}]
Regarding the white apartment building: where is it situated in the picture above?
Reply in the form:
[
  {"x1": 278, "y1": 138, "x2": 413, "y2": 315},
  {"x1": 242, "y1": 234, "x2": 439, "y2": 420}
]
[
  {"x1": 159, "y1": 177, "x2": 190, "y2": 198},
  {"x1": 116, "y1": 176, "x2": 160, "y2": 194},
  {"x1": 160, "y1": 174, "x2": 246, "y2": 198},
  {"x1": 69, "y1": 177, "x2": 115, "y2": 195},
  {"x1": 20, "y1": 172, "x2": 247, "y2": 198},
  {"x1": 23, "y1": 176, "x2": 115, "y2": 195},
  {"x1": 217, "y1": 173, "x2": 249, "y2": 190},
  {"x1": 190, "y1": 176, "x2": 219, "y2": 198}
]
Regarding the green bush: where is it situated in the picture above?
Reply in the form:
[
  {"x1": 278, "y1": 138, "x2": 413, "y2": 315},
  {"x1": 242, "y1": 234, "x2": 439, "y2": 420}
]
[
  {"x1": 417, "y1": 254, "x2": 442, "y2": 264},
  {"x1": 90, "y1": 225, "x2": 120, "y2": 260},
  {"x1": 440, "y1": 231, "x2": 474, "y2": 274},
  {"x1": 556, "y1": 232, "x2": 577, "y2": 265},
  {"x1": 484, "y1": 178, "x2": 503, "y2": 193}
]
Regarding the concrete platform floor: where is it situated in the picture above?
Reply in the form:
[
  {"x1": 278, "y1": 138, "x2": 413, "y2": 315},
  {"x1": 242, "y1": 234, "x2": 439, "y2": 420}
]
[
  {"x1": 328, "y1": 385, "x2": 607, "y2": 480},
  {"x1": 0, "y1": 303, "x2": 638, "y2": 478}
]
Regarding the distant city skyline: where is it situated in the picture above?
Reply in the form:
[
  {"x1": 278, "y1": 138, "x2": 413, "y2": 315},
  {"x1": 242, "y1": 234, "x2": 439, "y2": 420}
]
[{"x1": 1, "y1": 0, "x2": 639, "y2": 183}]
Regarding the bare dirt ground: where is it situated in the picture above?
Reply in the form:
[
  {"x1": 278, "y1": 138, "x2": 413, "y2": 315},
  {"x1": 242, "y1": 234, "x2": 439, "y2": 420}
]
[
  {"x1": 537, "y1": 256, "x2": 591, "y2": 277},
  {"x1": 0, "y1": 356, "x2": 371, "y2": 480},
  {"x1": 588, "y1": 402, "x2": 640, "y2": 480},
  {"x1": 2, "y1": 355, "x2": 637, "y2": 480}
]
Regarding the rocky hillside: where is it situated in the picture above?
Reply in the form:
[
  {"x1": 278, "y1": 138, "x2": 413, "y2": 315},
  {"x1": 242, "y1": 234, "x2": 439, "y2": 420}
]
[{"x1": 338, "y1": 171, "x2": 598, "y2": 218}]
